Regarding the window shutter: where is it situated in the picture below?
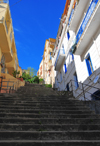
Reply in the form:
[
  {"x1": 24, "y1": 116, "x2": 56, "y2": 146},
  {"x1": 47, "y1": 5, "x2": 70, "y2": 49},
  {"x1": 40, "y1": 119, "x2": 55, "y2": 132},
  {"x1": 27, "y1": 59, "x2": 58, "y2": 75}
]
[
  {"x1": 67, "y1": 31, "x2": 70, "y2": 40},
  {"x1": 85, "y1": 59, "x2": 92, "y2": 76},
  {"x1": 72, "y1": 53, "x2": 74, "y2": 60},
  {"x1": 64, "y1": 64, "x2": 67, "y2": 74}
]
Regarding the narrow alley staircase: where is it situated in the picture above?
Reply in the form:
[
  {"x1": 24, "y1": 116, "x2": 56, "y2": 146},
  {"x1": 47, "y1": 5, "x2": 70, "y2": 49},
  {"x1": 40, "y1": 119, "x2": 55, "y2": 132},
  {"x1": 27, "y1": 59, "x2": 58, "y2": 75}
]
[{"x1": 0, "y1": 83, "x2": 100, "y2": 146}]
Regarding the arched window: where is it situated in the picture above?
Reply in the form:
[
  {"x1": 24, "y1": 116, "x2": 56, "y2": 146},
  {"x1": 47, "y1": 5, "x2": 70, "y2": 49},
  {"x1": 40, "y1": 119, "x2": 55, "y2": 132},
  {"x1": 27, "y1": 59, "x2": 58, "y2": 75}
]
[{"x1": 1, "y1": 55, "x2": 5, "y2": 73}]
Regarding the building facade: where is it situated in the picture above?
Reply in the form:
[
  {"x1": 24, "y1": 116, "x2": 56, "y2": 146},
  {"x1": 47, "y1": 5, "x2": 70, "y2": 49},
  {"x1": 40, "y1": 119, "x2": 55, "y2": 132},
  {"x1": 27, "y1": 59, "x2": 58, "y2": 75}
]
[
  {"x1": 53, "y1": 0, "x2": 100, "y2": 100},
  {"x1": 37, "y1": 59, "x2": 44, "y2": 79},
  {"x1": 0, "y1": 0, "x2": 24, "y2": 92},
  {"x1": 38, "y1": 38, "x2": 56, "y2": 85}
]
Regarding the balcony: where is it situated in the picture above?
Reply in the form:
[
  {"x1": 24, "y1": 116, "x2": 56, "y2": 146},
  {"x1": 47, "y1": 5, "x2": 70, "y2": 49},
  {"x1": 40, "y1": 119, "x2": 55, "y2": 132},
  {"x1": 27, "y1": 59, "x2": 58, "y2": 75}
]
[
  {"x1": 6, "y1": 53, "x2": 17, "y2": 75},
  {"x1": 69, "y1": 0, "x2": 90, "y2": 32},
  {"x1": 55, "y1": 48, "x2": 66, "y2": 71},
  {"x1": 0, "y1": 0, "x2": 9, "y2": 3},
  {"x1": 71, "y1": 0, "x2": 100, "y2": 58},
  {"x1": 0, "y1": 3, "x2": 13, "y2": 62}
]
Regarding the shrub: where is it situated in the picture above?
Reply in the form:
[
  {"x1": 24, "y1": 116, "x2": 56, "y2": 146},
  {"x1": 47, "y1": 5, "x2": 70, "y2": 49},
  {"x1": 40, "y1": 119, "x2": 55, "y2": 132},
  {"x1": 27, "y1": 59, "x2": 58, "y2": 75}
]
[
  {"x1": 39, "y1": 78, "x2": 44, "y2": 84},
  {"x1": 22, "y1": 73, "x2": 31, "y2": 80},
  {"x1": 45, "y1": 84, "x2": 52, "y2": 88},
  {"x1": 33, "y1": 76, "x2": 39, "y2": 83}
]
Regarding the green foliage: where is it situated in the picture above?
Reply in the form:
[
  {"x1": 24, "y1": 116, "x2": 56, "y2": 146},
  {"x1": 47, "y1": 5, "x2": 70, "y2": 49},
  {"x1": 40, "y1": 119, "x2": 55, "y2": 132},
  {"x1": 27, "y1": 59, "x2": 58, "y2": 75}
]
[
  {"x1": 22, "y1": 72, "x2": 31, "y2": 80},
  {"x1": 27, "y1": 67, "x2": 37, "y2": 77},
  {"x1": 32, "y1": 76, "x2": 39, "y2": 83},
  {"x1": 39, "y1": 78, "x2": 44, "y2": 83},
  {"x1": 45, "y1": 84, "x2": 52, "y2": 88},
  {"x1": 22, "y1": 72, "x2": 39, "y2": 84},
  {"x1": 12, "y1": 70, "x2": 20, "y2": 78}
]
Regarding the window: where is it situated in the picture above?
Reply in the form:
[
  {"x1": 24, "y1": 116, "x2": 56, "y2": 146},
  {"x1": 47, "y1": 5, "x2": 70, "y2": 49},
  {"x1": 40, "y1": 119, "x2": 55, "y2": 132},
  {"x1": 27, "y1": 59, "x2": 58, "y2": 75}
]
[
  {"x1": 11, "y1": 48, "x2": 13, "y2": 56},
  {"x1": 50, "y1": 52, "x2": 52, "y2": 60},
  {"x1": 64, "y1": 64, "x2": 67, "y2": 74},
  {"x1": 74, "y1": 72, "x2": 79, "y2": 90},
  {"x1": 67, "y1": 30, "x2": 70, "y2": 40},
  {"x1": 1, "y1": 55, "x2": 5, "y2": 73},
  {"x1": 5, "y1": 20, "x2": 8, "y2": 34},
  {"x1": 66, "y1": 83, "x2": 69, "y2": 91},
  {"x1": 85, "y1": 53, "x2": 94, "y2": 76},
  {"x1": 10, "y1": 32, "x2": 12, "y2": 42},
  {"x1": 62, "y1": 44, "x2": 65, "y2": 54}
]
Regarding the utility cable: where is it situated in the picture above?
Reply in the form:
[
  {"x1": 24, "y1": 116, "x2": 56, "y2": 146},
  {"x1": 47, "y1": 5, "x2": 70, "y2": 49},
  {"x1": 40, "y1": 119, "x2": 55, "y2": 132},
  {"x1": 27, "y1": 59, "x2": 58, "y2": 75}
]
[
  {"x1": 0, "y1": 0, "x2": 22, "y2": 13},
  {"x1": 10, "y1": 0, "x2": 22, "y2": 7}
]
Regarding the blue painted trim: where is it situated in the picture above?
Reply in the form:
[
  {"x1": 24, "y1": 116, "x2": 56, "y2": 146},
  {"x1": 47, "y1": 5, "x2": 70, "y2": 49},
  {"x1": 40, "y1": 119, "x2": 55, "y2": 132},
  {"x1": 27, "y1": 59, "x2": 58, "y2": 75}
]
[
  {"x1": 67, "y1": 31, "x2": 70, "y2": 40},
  {"x1": 74, "y1": 73, "x2": 79, "y2": 89},
  {"x1": 89, "y1": 55, "x2": 94, "y2": 72},
  {"x1": 76, "y1": 0, "x2": 99, "y2": 43},
  {"x1": 70, "y1": 52, "x2": 74, "y2": 60},
  {"x1": 64, "y1": 64, "x2": 67, "y2": 74},
  {"x1": 85, "y1": 53, "x2": 94, "y2": 76}
]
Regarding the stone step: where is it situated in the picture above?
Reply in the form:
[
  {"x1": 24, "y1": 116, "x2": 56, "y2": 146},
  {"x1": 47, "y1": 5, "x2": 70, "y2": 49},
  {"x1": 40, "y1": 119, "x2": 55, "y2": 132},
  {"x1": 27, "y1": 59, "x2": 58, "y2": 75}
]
[
  {"x1": 0, "y1": 140, "x2": 100, "y2": 146},
  {"x1": 0, "y1": 102, "x2": 87, "y2": 107},
  {"x1": 0, "y1": 99, "x2": 84, "y2": 102},
  {"x1": 0, "y1": 106, "x2": 90, "y2": 110},
  {"x1": 0, "y1": 101, "x2": 87, "y2": 106},
  {"x1": 0, "y1": 99, "x2": 81, "y2": 104},
  {"x1": 0, "y1": 118, "x2": 99, "y2": 124},
  {"x1": 0, "y1": 102, "x2": 88, "y2": 107},
  {"x1": 0, "y1": 124, "x2": 100, "y2": 131},
  {"x1": 0, "y1": 131, "x2": 100, "y2": 140},
  {"x1": 0, "y1": 113, "x2": 98, "y2": 119},
  {"x1": 0, "y1": 109, "x2": 94, "y2": 114}
]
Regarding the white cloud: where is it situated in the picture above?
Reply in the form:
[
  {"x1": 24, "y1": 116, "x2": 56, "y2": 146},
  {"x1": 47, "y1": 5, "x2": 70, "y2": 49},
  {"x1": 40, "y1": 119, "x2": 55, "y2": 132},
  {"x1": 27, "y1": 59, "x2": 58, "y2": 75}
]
[{"x1": 14, "y1": 27, "x2": 20, "y2": 32}]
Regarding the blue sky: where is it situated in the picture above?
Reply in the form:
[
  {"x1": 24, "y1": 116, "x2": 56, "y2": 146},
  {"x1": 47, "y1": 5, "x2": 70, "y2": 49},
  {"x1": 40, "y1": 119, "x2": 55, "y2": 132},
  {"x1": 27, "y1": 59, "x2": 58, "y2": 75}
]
[{"x1": 9, "y1": 0, "x2": 66, "y2": 71}]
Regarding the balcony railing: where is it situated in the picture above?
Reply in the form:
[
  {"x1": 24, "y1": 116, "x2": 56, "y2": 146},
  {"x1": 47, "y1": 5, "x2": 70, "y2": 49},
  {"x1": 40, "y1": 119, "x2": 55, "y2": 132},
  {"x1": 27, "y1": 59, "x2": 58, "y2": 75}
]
[
  {"x1": 0, "y1": 0, "x2": 9, "y2": 3},
  {"x1": 55, "y1": 48, "x2": 65, "y2": 67},
  {"x1": 68, "y1": 1, "x2": 77, "y2": 26},
  {"x1": 76, "y1": 0, "x2": 99, "y2": 44}
]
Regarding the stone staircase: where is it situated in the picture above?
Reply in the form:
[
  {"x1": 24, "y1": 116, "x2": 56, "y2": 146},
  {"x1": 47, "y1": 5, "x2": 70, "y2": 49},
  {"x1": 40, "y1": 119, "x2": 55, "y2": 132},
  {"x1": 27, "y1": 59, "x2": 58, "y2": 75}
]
[{"x1": 0, "y1": 83, "x2": 100, "y2": 145}]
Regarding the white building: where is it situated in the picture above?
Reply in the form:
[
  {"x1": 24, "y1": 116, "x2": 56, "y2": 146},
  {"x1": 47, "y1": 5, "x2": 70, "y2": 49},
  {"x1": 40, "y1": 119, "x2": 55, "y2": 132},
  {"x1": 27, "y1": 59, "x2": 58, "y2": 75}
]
[{"x1": 53, "y1": 0, "x2": 100, "y2": 100}]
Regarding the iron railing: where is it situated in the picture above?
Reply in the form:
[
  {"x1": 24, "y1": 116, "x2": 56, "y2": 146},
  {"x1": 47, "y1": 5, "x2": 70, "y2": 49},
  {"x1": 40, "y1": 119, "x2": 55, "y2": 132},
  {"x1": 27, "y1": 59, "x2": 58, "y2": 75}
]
[
  {"x1": 0, "y1": 76, "x2": 20, "y2": 93},
  {"x1": 55, "y1": 79, "x2": 100, "y2": 113},
  {"x1": 56, "y1": 79, "x2": 100, "y2": 100}
]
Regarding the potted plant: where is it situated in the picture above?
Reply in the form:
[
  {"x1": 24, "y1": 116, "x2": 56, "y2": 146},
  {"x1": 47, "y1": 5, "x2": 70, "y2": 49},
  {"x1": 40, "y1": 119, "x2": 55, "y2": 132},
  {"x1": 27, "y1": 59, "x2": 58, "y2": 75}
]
[{"x1": 12, "y1": 70, "x2": 24, "y2": 81}]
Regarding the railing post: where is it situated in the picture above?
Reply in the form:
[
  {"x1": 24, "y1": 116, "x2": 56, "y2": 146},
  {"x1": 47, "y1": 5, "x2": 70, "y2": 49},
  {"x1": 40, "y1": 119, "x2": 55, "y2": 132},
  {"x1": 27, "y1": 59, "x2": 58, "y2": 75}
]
[
  {"x1": 7, "y1": 81, "x2": 9, "y2": 90},
  {"x1": 82, "y1": 83, "x2": 85, "y2": 100}
]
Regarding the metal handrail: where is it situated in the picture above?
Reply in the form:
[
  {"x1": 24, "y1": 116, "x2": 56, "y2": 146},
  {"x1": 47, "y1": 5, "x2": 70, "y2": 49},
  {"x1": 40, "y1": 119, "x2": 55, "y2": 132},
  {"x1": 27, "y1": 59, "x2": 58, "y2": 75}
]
[
  {"x1": 55, "y1": 78, "x2": 100, "y2": 100},
  {"x1": 71, "y1": 79, "x2": 100, "y2": 90},
  {"x1": 69, "y1": 79, "x2": 100, "y2": 100},
  {"x1": 0, "y1": 79, "x2": 19, "y2": 93}
]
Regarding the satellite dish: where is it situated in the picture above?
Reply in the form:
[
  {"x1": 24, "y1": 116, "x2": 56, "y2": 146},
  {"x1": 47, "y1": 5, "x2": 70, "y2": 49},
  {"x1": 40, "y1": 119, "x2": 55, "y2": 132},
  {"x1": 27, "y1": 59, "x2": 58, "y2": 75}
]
[{"x1": 94, "y1": 75, "x2": 99, "y2": 83}]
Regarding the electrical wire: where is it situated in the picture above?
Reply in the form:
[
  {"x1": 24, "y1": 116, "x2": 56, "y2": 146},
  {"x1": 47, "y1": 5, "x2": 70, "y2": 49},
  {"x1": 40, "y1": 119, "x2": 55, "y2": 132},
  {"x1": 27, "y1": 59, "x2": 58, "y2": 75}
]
[
  {"x1": 10, "y1": 0, "x2": 22, "y2": 7},
  {"x1": 0, "y1": 0, "x2": 22, "y2": 13}
]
